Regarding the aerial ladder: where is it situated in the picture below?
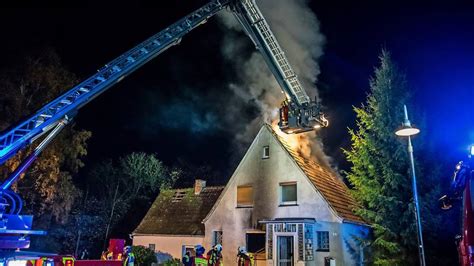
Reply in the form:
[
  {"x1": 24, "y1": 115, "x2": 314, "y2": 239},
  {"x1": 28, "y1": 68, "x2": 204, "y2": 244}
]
[{"x1": 0, "y1": 0, "x2": 328, "y2": 249}]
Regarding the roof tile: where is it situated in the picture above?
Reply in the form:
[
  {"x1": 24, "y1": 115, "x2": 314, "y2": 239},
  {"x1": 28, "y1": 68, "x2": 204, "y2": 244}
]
[{"x1": 134, "y1": 186, "x2": 224, "y2": 235}]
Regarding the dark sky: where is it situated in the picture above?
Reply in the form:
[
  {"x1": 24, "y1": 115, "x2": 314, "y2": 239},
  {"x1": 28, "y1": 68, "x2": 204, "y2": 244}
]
[{"x1": 1, "y1": 1, "x2": 474, "y2": 183}]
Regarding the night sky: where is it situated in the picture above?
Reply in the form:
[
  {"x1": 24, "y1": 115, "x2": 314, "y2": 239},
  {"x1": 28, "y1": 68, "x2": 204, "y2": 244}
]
[{"x1": 1, "y1": 1, "x2": 474, "y2": 184}]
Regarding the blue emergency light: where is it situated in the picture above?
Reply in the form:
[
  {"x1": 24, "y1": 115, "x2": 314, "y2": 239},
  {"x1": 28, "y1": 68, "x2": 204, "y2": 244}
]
[{"x1": 470, "y1": 144, "x2": 474, "y2": 157}]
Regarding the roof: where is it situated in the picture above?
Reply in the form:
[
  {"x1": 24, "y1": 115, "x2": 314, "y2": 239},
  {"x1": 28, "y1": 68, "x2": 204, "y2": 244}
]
[
  {"x1": 266, "y1": 124, "x2": 365, "y2": 224},
  {"x1": 134, "y1": 186, "x2": 224, "y2": 236}
]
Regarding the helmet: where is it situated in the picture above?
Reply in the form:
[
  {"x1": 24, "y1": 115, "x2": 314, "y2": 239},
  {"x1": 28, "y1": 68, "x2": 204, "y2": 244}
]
[
  {"x1": 214, "y1": 244, "x2": 222, "y2": 252},
  {"x1": 195, "y1": 245, "x2": 205, "y2": 255},
  {"x1": 238, "y1": 246, "x2": 246, "y2": 253},
  {"x1": 124, "y1": 246, "x2": 132, "y2": 253}
]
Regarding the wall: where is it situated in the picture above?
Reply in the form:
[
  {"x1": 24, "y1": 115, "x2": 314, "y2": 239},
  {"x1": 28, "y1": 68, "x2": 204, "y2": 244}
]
[
  {"x1": 204, "y1": 126, "x2": 343, "y2": 266},
  {"x1": 133, "y1": 234, "x2": 204, "y2": 260},
  {"x1": 341, "y1": 222, "x2": 370, "y2": 266}
]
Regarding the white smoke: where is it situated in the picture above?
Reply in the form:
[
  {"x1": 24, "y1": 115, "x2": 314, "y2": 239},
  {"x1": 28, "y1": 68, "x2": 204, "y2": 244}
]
[{"x1": 219, "y1": 0, "x2": 331, "y2": 167}]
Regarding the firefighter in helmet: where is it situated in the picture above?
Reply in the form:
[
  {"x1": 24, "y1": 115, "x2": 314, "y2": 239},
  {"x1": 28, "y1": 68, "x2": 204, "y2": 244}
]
[
  {"x1": 237, "y1": 246, "x2": 253, "y2": 266},
  {"x1": 207, "y1": 244, "x2": 223, "y2": 266},
  {"x1": 123, "y1": 246, "x2": 135, "y2": 266},
  {"x1": 193, "y1": 245, "x2": 207, "y2": 266}
]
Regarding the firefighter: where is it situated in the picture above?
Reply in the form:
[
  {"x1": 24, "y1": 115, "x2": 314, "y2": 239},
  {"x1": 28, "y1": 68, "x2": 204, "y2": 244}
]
[
  {"x1": 123, "y1": 246, "x2": 136, "y2": 266},
  {"x1": 207, "y1": 244, "x2": 223, "y2": 266},
  {"x1": 182, "y1": 251, "x2": 192, "y2": 266},
  {"x1": 80, "y1": 249, "x2": 89, "y2": 260},
  {"x1": 101, "y1": 250, "x2": 107, "y2": 260},
  {"x1": 106, "y1": 250, "x2": 114, "y2": 260},
  {"x1": 237, "y1": 246, "x2": 254, "y2": 266},
  {"x1": 193, "y1": 245, "x2": 207, "y2": 266}
]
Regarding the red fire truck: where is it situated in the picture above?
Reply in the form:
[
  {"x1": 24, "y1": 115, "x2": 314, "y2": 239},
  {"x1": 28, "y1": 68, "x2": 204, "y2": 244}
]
[
  {"x1": 0, "y1": 240, "x2": 124, "y2": 266},
  {"x1": 440, "y1": 146, "x2": 474, "y2": 266}
]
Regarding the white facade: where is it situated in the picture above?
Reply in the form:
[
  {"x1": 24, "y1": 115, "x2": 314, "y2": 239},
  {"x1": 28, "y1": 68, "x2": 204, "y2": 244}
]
[{"x1": 203, "y1": 126, "x2": 368, "y2": 266}]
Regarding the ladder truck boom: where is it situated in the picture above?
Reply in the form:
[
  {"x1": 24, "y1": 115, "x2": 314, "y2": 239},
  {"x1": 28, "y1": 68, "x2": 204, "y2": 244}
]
[
  {"x1": 0, "y1": 0, "x2": 328, "y2": 249},
  {"x1": 0, "y1": 0, "x2": 229, "y2": 165},
  {"x1": 231, "y1": 0, "x2": 328, "y2": 134}
]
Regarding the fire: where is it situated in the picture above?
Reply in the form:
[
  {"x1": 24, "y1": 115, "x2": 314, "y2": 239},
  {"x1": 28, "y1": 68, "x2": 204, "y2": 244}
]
[{"x1": 271, "y1": 121, "x2": 313, "y2": 159}]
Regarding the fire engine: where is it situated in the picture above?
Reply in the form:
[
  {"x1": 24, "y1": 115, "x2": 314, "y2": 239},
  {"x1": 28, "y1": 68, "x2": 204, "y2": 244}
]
[
  {"x1": 439, "y1": 146, "x2": 474, "y2": 266},
  {"x1": 0, "y1": 0, "x2": 328, "y2": 263}
]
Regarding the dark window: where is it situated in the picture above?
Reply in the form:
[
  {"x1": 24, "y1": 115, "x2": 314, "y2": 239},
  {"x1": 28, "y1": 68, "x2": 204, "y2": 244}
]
[
  {"x1": 149, "y1": 244, "x2": 155, "y2": 251},
  {"x1": 213, "y1": 231, "x2": 223, "y2": 246},
  {"x1": 316, "y1": 231, "x2": 330, "y2": 251},
  {"x1": 246, "y1": 233, "x2": 266, "y2": 253},
  {"x1": 280, "y1": 183, "x2": 297, "y2": 204},
  {"x1": 183, "y1": 245, "x2": 196, "y2": 257},
  {"x1": 263, "y1": 146, "x2": 270, "y2": 159}
]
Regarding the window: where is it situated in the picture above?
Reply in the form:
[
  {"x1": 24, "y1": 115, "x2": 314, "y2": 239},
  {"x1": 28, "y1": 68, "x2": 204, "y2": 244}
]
[
  {"x1": 246, "y1": 233, "x2": 266, "y2": 253},
  {"x1": 148, "y1": 244, "x2": 155, "y2": 251},
  {"x1": 182, "y1": 245, "x2": 196, "y2": 257},
  {"x1": 280, "y1": 183, "x2": 297, "y2": 205},
  {"x1": 237, "y1": 185, "x2": 254, "y2": 207},
  {"x1": 316, "y1": 231, "x2": 330, "y2": 251},
  {"x1": 262, "y1": 146, "x2": 270, "y2": 159},
  {"x1": 213, "y1": 231, "x2": 223, "y2": 246}
]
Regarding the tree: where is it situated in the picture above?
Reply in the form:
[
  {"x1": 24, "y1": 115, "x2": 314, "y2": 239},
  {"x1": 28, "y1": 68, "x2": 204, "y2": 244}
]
[
  {"x1": 0, "y1": 48, "x2": 91, "y2": 225},
  {"x1": 74, "y1": 152, "x2": 179, "y2": 253},
  {"x1": 131, "y1": 246, "x2": 157, "y2": 266},
  {"x1": 343, "y1": 51, "x2": 441, "y2": 265}
]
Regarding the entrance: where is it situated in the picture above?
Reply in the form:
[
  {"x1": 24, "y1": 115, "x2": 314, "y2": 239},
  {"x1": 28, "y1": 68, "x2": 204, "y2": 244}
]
[{"x1": 277, "y1": 236, "x2": 294, "y2": 266}]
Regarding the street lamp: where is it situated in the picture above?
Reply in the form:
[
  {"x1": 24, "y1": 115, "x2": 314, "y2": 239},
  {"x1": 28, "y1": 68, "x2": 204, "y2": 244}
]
[{"x1": 395, "y1": 105, "x2": 426, "y2": 266}]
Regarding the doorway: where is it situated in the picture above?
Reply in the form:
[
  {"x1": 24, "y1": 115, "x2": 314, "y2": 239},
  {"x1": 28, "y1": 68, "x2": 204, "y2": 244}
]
[{"x1": 277, "y1": 235, "x2": 294, "y2": 266}]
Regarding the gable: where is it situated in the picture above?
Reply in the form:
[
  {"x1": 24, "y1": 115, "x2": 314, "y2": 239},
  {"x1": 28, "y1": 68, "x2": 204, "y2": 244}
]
[
  {"x1": 267, "y1": 125, "x2": 365, "y2": 224},
  {"x1": 204, "y1": 124, "x2": 364, "y2": 225}
]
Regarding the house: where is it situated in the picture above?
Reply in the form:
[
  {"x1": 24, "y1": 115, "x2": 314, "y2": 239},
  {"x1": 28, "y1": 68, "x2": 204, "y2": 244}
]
[
  {"x1": 132, "y1": 180, "x2": 224, "y2": 261},
  {"x1": 133, "y1": 124, "x2": 369, "y2": 265}
]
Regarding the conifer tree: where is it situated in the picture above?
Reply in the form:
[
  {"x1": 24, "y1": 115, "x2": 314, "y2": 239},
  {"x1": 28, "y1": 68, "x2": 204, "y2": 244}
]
[{"x1": 344, "y1": 51, "x2": 419, "y2": 265}]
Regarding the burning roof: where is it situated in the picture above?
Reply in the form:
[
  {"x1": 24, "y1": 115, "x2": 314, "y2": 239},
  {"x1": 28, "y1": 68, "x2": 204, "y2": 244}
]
[{"x1": 267, "y1": 124, "x2": 365, "y2": 224}]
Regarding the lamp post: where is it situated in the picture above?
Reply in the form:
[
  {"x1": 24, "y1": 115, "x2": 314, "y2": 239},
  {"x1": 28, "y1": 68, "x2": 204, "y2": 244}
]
[{"x1": 395, "y1": 105, "x2": 426, "y2": 266}]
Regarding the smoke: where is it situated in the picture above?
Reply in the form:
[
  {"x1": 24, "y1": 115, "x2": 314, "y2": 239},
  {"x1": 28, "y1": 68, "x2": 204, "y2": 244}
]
[{"x1": 218, "y1": 0, "x2": 331, "y2": 166}]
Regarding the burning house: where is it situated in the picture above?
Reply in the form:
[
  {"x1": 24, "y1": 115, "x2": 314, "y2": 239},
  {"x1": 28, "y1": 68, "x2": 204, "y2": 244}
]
[{"x1": 133, "y1": 124, "x2": 368, "y2": 265}]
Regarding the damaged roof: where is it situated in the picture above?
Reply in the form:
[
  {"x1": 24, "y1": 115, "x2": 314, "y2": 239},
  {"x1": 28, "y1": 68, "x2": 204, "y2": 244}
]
[
  {"x1": 134, "y1": 186, "x2": 224, "y2": 236},
  {"x1": 266, "y1": 124, "x2": 365, "y2": 224}
]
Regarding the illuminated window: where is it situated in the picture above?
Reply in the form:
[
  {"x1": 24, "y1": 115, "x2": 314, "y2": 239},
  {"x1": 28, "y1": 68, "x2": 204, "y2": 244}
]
[
  {"x1": 280, "y1": 183, "x2": 297, "y2": 205},
  {"x1": 237, "y1": 185, "x2": 254, "y2": 207},
  {"x1": 262, "y1": 146, "x2": 270, "y2": 159},
  {"x1": 213, "y1": 231, "x2": 223, "y2": 246},
  {"x1": 316, "y1": 231, "x2": 330, "y2": 251}
]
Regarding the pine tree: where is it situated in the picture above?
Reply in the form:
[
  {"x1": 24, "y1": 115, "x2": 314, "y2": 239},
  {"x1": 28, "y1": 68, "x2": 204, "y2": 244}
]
[{"x1": 344, "y1": 51, "x2": 420, "y2": 265}]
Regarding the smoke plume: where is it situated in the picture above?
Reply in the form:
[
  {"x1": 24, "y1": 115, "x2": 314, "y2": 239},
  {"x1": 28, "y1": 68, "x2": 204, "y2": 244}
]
[{"x1": 219, "y1": 0, "x2": 331, "y2": 167}]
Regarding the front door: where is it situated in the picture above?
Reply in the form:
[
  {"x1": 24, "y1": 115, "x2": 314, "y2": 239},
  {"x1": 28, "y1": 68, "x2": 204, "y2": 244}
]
[{"x1": 277, "y1": 236, "x2": 294, "y2": 266}]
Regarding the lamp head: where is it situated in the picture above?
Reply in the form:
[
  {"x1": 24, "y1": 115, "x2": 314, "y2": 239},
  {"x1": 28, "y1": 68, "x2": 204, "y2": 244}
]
[
  {"x1": 395, "y1": 105, "x2": 420, "y2": 137},
  {"x1": 395, "y1": 125, "x2": 420, "y2": 137}
]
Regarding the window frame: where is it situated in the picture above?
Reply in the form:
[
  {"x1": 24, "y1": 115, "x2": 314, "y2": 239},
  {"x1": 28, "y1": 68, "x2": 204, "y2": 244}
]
[
  {"x1": 316, "y1": 231, "x2": 330, "y2": 252},
  {"x1": 148, "y1": 243, "x2": 156, "y2": 251},
  {"x1": 213, "y1": 230, "x2": 223, "y2": 246},
  {"x1": 279, "y1": 182, "x2": 297, "y2": 206},
  {"x1": 237, "y1": 185, "x2": 254, "y2": 208},
  {"x1": 262, "y1": 145, "x2": 270, "y2": 159}
]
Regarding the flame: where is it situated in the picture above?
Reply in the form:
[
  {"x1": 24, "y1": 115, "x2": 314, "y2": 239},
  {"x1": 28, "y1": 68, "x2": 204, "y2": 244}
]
[{"x1": 271, "y1": 121, "x2": 313, "y2": 159}]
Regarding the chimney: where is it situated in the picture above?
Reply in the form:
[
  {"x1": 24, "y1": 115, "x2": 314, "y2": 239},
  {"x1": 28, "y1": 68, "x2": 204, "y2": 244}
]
[{"x1": 194, "y1": 179, "x2": 206, "y2": 195}]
